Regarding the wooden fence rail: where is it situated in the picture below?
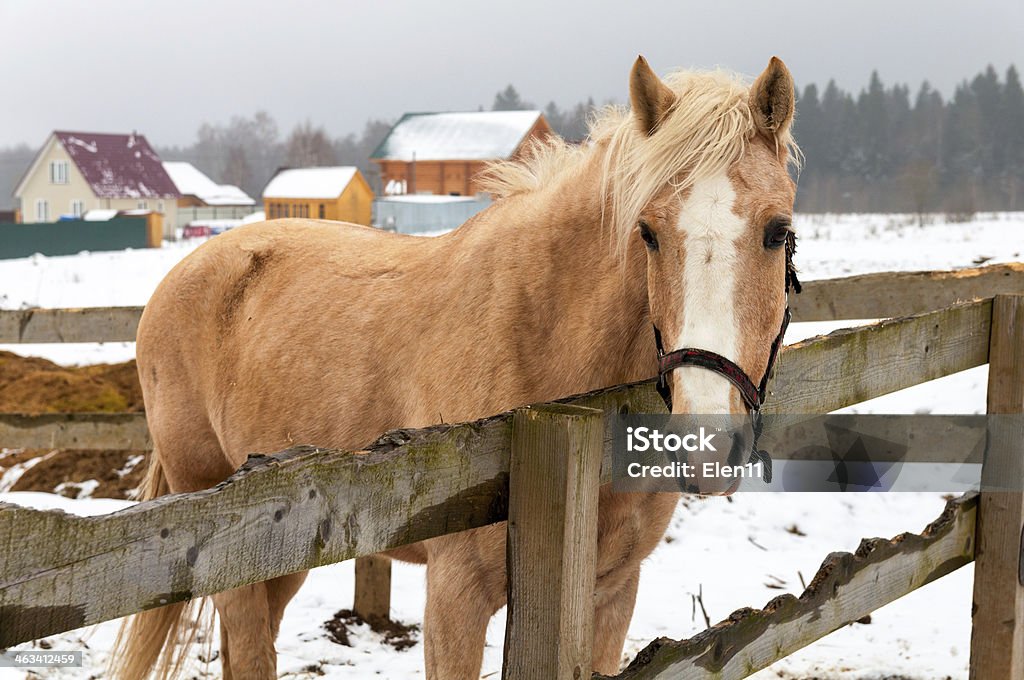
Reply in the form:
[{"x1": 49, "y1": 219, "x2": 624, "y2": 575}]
[
  {"x1": 602, "y1": 493, "x2": 979, "y2": 679},
  {"x1": 791, "y1": 261, "x2": 1024, "y2": 321},
  {"x1": 0, "y1": 306, "x2": 141, "y2": 344},
  {"x1": 0, "y1": 263, "x2": 1019, "y2": 345},
  {"x1": 0, "y1": 298, "x2": 999, "y2": 648}
]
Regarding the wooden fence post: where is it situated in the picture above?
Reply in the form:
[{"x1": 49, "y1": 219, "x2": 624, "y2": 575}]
[
  {"x1": 354, "y1": 555, "x2": 391, "y2": 622},
  {"x1": 503, "y1": 404, "x2": 603, "y2": 680},
  {"x1": 970, "y1": 294, "x2": 1024, "y2": 680}
]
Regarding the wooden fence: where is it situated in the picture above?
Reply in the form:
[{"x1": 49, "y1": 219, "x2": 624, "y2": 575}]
[{"x1": 0, "y1": 263, "x2": 1022, "y2": 679}]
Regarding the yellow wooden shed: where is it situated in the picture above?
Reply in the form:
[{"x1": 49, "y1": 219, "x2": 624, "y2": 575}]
[{"x1": 262, "y1": 166, "x2": 373, "y2": 225}]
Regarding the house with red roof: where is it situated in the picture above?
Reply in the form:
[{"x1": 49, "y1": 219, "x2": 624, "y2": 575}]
[{"x1": 13, "y1": 131, "x2": 181, "y2": 238}]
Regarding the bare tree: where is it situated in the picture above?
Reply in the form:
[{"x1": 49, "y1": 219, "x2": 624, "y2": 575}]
[
  {"x1": 286, "y1": 121, "x2": 337, "y2": 168},
  {"x1": 222, "y1": 145, "x2": 253, "y2": 191}
]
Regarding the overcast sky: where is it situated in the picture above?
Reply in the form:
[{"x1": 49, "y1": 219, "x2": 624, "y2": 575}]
[{"x1": 2, "y1": 0, "x2": 1021, "y2": 148}]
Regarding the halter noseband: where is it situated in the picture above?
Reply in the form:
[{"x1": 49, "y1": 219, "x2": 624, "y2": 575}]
[
  {"x1": 652, "y1": 235, "x2": 801, "y2": 484},
  {"x1": 653, "y1": 309, "x2": 791, "y2": 414}
]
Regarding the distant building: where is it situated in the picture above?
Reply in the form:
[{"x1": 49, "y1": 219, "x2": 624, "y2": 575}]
[
  {"x1": 370, "y1": 111, "x2": 551, "y2": 197},
  {"x1": 373, "y1": 194, "x2": 492, "y2": 234},
  {"x1": 164, "y1": 161, "x2": 258, "y2": 233},
  {"x1": 162, "y1": 162, "x2": 255, "y2": 208},
  {"x1": 13, "y1": 131, "x2": 180, "y2": 238},
  {"x1": 263, "y1": 167, "x2": 373, "y2": 226}
]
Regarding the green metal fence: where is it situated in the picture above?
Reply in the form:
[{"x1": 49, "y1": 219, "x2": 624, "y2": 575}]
[{"x1": 0, "y1": 217, "x2": 153, "y2": 259}]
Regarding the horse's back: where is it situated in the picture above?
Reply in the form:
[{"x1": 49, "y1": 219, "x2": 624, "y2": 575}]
[{"x1": 138, "y1": 219, "x2": 436, "y2": 470}]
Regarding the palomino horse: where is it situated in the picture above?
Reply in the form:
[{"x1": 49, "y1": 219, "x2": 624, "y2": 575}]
[{"x1": 113, "y1": 55, "x2": 799, "y2": 679}]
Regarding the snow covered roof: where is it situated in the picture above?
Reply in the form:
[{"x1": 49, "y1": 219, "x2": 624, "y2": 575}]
[
  {"x1": 371, "y1": 111, "x2": 543, "y2": 161},
  {"x1": 51, "y1": 131, "x2": 180, "y2": 199},
  {"x1": 163, "y1": 162, "x2": 255, "y2": 206},
  {"x1": 262, "y1": 167, "x2": 361, "y2": 199}
]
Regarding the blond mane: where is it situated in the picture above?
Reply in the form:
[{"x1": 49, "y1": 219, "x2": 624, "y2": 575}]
[{"x1": 480, "y1": 69, "x2": 799, "y2": 253}]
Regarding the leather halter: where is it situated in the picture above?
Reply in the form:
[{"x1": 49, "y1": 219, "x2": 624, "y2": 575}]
[{"x1": 652, "y1": 235, "x2": 801, "y2": 484}]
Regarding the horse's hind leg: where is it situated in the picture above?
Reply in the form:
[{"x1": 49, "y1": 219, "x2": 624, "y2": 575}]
[
  {"x1": 213, "y1": 583, "x2": 277, "y2": 679},
  {"x1": 267, "y1": 571, "x2": 308, "y2": 638},
  {"x1": 213, "y1": 571, "x2": 307, "y2": 679}
]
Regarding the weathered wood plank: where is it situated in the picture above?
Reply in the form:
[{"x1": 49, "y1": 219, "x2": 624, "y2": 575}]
[
  {"x1": 970, "y1": 295, "x2": 1024, "y2": 680},
  {"x1": 767, "y1": 299, "x2": 992, "y2": 415},
  {"x1": 353, "y1": 556, "x2": 392, "y2": 622},
  {"x1": 504, "y1": 405, "x2": 602, "y2": 680},
  {"x1": 598, "y1": 493, "x2": 978, "y2": 680},
  {"x1": 0, "y1": 419, "x2": 514, "y2": 646},
  {"x1": 0, "y1": 412, "x2": 151, "y2": 450},
  {"x1": 0, "y1": 300, "x2": 994, "y2": 454},
  {"x1": 791, "y1": 262, "x2": 1024, "y2": 321},
  {"x1": 0, "y1": 306, "x2": 142, "y2": 343}
]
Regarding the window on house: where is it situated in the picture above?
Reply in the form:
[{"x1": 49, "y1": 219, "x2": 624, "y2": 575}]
[
  {"x1": 319, "y1": 204, "x2": 325, "y2": 219},
  {"x1": 157, "y1": 201, "x2": 164, "y2": 213},
  {"x1": 70, "y1": 200, "x2": 85, "y2": 218},
  {"x1": 283, "y1": 204, "x2": 290, "y2": 218},
  {"x1": 36, "y1": 199, "x2": 50, "y2": 222},
  {"x1": 138, "y1": 201, "x2": 148, "y2": 210},
  {"x1": 49, "y1": 161, "x2": 69, "y2": 184}
]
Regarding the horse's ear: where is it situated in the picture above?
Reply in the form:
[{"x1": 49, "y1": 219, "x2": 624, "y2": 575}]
[
  {"x1": 750, "y1": 56, "x2": 795, "y2": 138},
  {"x1": 630, "y1": 56, "x2": 677, "y2": 137}
]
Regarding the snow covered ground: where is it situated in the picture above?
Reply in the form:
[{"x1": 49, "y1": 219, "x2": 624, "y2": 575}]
[{"x1": 1, "y1": 212, "x2": 1022, "y2": 679}]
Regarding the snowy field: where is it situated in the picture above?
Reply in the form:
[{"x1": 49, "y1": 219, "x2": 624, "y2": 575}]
[{"x1": 1, "y1": 212, "x2": 1023, "y2": 679}]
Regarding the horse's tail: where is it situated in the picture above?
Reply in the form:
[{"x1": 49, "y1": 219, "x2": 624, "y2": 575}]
[{"x1": 108, "y1": 454, "x2": 211, "y2": 680}]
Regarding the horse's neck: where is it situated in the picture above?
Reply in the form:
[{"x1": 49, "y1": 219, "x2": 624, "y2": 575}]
[{"x1": 446, "y1": 163, "x2": 654, "y2": 399}]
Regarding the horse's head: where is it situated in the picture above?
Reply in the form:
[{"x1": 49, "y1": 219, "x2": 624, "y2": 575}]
[{"x1": 606, "y1": 56, "x2": 799, "y2": 418}]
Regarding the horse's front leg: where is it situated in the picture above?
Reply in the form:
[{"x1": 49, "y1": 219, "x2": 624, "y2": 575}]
[
  {"x1": 423, "y1": 526, "x2": 507, "y2": 680},
  {"x1": 592, "y1": 565, "x2": 640, "y2": 675}
]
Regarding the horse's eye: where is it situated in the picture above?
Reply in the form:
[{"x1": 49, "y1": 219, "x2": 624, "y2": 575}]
[
  {"x1": 639, "y1": 221, "x2": 659, "y2": 251},
  {"x1": 763, "y1": 219, "x2": 791, "y2": 250}
]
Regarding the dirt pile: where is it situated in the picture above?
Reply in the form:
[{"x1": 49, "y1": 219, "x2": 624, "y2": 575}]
[
  {"x1": 0, "y1": 350, "x2": 146, "y2": 499},
  {"x1": 324, "y1": 609, "x2": 420, "y2": 652},
  {"x1": 0, "y1": 350, "x2": 143, "y2": 413}
]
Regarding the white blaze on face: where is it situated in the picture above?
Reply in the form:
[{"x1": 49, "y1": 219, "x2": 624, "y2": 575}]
[{"x1": 671, "y1": 172, "x2": 746, "y2": 414}]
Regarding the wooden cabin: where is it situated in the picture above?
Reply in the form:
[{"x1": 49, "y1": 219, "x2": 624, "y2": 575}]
[
  {"x1": 370, "y1": 111, "x2": 551, "y2": 197},
  {"x1": 263, "y1": 166, "x2": 373, "y2": 225}
]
